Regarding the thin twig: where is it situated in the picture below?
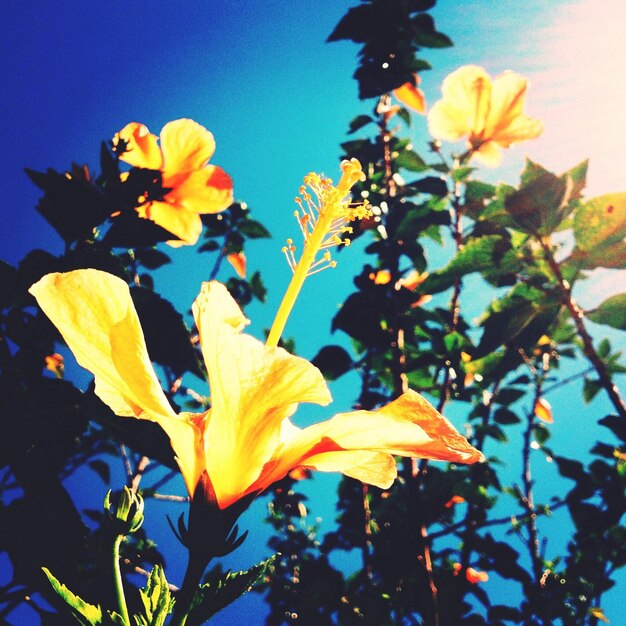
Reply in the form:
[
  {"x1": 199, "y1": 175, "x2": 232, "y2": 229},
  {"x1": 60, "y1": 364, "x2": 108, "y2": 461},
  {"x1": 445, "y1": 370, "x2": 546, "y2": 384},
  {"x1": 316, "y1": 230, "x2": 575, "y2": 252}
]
[{"x1": 539, "y1": 237, "x2": 626, "y2": 417}]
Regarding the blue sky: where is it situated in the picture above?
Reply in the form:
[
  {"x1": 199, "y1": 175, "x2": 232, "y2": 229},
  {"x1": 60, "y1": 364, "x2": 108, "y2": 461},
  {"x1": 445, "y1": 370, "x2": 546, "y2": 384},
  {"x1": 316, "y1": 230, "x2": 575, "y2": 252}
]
[{"x1": 2, "y1": 0, "x2": 625, "y2": 623}]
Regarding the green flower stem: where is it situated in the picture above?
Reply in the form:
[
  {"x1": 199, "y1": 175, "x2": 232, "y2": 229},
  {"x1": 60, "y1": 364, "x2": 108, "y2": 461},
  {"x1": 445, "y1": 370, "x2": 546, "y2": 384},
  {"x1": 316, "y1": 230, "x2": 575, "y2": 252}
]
[
  {"x1": 112, "y1": 534, "x2": 131, "y2": 626},
  {"x1": 170, "y1": 553, "x2": 207, "y2": 626}
]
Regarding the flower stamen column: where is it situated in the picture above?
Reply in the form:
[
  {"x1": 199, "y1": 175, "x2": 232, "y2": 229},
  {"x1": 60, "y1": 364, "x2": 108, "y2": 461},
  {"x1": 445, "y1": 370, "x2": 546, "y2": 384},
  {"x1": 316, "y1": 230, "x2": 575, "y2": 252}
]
[{"x1": 266, "y1": 159, "x2": 368, "y2": 347}]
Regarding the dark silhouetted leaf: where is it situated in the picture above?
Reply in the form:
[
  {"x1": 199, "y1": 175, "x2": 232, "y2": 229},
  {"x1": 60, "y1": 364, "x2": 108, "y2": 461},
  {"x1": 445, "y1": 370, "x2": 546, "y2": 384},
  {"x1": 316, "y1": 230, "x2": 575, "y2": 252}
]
[
  {"x1": 395, "y1": 150, "x2": 428, "y2": 172},
  {"x1": 134, "y1": 248, "x2": 171, "y2": 270},
  {"x1": 348, "y1": 114, "x2": 374, "y2": 134},
  {"x1": 312, "y1": 345, "x2": 354, "y2": 381},
  {"x1": 131, "y1": 287, "x2": 203, "y2": 378}
]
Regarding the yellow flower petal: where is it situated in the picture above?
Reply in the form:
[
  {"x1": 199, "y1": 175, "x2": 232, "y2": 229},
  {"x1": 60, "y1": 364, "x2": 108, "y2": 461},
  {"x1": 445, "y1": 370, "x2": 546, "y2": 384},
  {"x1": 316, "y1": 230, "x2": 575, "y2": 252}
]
[
  {"x1": 472, "y1": 140, "x2": 503, "y2": 166},
  {"x1": 534, "y1": 397, "x2": 554, "y2": 423},
  {"x1": 192, "y1": 281, "x2": 332, "y2": 508},
  {"x1": 227, "y1": 252, "x2": 247, "y2": 278},
  {"x1": 114, "y1": 122, "x2": 163, "y2": 170},
  {"x1": 29, "y1": 269, "x2": 204, "y2": 494},
  {"x1": 428, "y1": 100, "x2": 470, "y2": 142},
  {"x1": 393, "y1": 79, "x2": 426, "y2": 114},
  {"x1": 160, "y1": 118, "x2": 216, "y2": 173},
  {"x1": 428, "y1": 65, "x2": 542, "y2": 164},
  {"x1": 137, "y1": 200, "x2": 203, "y2": 246},
  {"x1": 485, "y1": 71, "x2": 529, "y2": 138},
  {"x1": 165, "y1": 166, "x2": 234, "y2": 214},
  {"x1": 249, "y1": 389, "x2": 483, "y2": 495}
]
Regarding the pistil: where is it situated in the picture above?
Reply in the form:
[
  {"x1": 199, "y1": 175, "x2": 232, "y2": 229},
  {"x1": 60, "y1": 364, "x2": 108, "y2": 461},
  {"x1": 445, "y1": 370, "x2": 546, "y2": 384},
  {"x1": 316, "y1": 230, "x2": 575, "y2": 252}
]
[{"x1": 266, "y1": 159, "x2": 368, "y2": 347}]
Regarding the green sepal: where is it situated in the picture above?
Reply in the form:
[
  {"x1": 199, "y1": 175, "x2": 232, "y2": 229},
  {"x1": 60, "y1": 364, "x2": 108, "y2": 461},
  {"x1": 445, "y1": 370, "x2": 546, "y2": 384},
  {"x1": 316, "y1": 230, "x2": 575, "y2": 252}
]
[{"x1": 42, "y1": 567, "x2": 103, "y2": 626}]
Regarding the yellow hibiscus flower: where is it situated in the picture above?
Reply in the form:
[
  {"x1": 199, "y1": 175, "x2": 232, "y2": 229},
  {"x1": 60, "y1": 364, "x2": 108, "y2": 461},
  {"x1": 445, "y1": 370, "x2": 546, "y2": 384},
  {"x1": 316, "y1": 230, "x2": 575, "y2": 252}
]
[
  {"x1": 30, "y1": 269, "x2": 483, "y2": 510},
  {"x1": 113, "y1": 118, "x2": 233, "y2": 246},
  {"x1": 428, "y1": 65, "x2": 543, "y2": 165}
]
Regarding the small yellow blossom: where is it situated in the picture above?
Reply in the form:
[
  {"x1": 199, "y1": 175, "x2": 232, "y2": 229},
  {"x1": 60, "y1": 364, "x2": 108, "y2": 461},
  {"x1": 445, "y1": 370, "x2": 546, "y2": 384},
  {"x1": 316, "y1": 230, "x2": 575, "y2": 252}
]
[
  {"x1": 30, "y1": 269, "x2": 483, "y2": 511},
  {"x1": 428, "y1": 65, "x2": 543, "y2": 165},
  {"x1": 113, "y1": 118, "x2": 233, "y2": 246}
]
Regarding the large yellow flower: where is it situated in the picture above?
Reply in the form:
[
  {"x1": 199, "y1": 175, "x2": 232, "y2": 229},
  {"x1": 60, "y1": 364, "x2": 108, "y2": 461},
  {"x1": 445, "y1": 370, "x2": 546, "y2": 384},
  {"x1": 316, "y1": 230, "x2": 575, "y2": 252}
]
[
  {"x1": 30, "y1": 269, "x2": 483, "y2": 510},
  {"x1": 428, "y1": 65, "x2": 543, "y2": 165},
  {"x1": 113, "y1": 118, "x2": 233, "y2": 246}
]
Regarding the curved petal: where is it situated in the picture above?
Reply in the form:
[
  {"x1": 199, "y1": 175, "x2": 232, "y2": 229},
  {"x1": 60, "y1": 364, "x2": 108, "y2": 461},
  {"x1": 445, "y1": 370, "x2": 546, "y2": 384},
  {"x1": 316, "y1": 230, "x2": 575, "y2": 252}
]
[
  {"x1": 137, "y1": 200, "x2": 203, "y2": 246},
  {"x1": 114, "y1": 123, "x2": 163, "y2": 170},
  {"x1": 492, "y1": 113, "x2": 543, "y2": 147},
  {"x1": 428, "y1": 100, "x2": 471, "y2": 141},
  {"x1": 394, "y1": 81, "x2": 426, "y2": 114},
  {"x1": 441, "y1": 65, "x2": 492, "y2": 135},
  {"x1": 165, "y1": 166, "x2": 234, "y2": 214},
  {"x1": 29, "y1": 269, "x2": 203, "y2": 493},
  {"x1": 249, "y1": 389, "x2": 483, "y2": 495},
  {"x1": 484, "y1": 71, "x2": 529, "y2": 138},
  {"x1": 471, "y1": 141, "x2": 503, "y2": 166},
  {"x1": 192, "y1": 281, "x2": 332, "y2": 508},
  {"x1": 160, "y1": 118, "x2": 216, "y2": 174}
]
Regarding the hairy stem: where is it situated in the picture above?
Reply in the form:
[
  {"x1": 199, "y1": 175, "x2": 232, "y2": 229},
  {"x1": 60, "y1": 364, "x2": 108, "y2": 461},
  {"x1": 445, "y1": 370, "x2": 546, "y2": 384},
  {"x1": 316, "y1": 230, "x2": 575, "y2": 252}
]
[{"x1": 112, "y1": 535, "x2": 131, "y2": 626}]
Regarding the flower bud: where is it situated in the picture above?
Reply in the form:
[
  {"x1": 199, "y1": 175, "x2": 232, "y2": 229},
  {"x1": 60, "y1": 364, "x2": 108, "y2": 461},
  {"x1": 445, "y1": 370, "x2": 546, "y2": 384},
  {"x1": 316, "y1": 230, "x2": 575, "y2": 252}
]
[{"x1": 104, "y1": 486, "x2": 144, "y2": 535}]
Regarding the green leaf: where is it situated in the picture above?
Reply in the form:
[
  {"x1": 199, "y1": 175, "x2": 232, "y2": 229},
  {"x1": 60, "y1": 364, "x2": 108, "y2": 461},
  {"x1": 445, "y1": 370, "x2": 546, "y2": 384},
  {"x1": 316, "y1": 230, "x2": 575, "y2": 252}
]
[
  {"x1": 597, "y1": 338, "x2": 611, "y2": 359},
  {"x1": 104, "y1": 211, "x2": 174, "y2": 248},
  {"x1": 198, "y1": 240, "x2": 221, "y2": 253},
  {"x1": 505, "y1": 159, "x2": 587, "y2": 235},
  {"x1": 88, "y1": 460, "x2": 111, "y2": 485},
  {"x1": 475, "y1": 283, "x2": 560, "y2": 357},
  {"x1": 42, "y1": 567, "x2": 102, "y2": 626},
  {"x1": 136, "y1": 565, "x2": 175, "y2": 626},
  {"x1": 238, "y1": 219, "x2": 271, "y2": 239},
  {"x1": 332, "y1": 291, "x2": 388, "y2": 347},
  {"x1": 133, "y1": 249, "x2": 171, "y2": 270},
  {"x1": 395, "y1": 149, "x2": 428, "y2": 172},
  {"x1": 397, "y1": 107, "x2": 411, "y2": 127},
  {"x1": 493, "y1": 408, "x2": 520, "y2": 425},
  {"x1": 131, "y1": 287, "x2": 203, "y2": 378},
  {"x1": 413, "y1": 175, "x2": 448, "y2": 197},
  {"x1": 311, "y1": 345, "x2": 354, "y2": 380},
  {"x1": 249, "y1": 271, "x2": 267, "y2": 303},
  {"x1": 443, "y1": 331, "x2": 470, "y2": 353},
  {"x1": 348, "y1": 114, "x2": 374, "y2": 134},
  {"x1": 26, "y1": 167, "x2": 110, "y2": 244},
  {"x1": 0, "y1": 259, "x2": 18, "y2": 309},
  {"x1": 583, "y1": 377, "x2": 602, "y2": 403},
  {"x1": 189, "y1": 556, "x2": 276, "y2": 625},
  {"x1": 587, "y1": 293, "x2": 626, "y2": 330},
  {"x1": 421, "y1": 236, "x2": 507, "y2": 293},
  {"x1": 572, "y1": 192, "x2": 626, "y2": 268},
  {"x1": 411, "y1": 13, "x2": 453, "y2": 48}
]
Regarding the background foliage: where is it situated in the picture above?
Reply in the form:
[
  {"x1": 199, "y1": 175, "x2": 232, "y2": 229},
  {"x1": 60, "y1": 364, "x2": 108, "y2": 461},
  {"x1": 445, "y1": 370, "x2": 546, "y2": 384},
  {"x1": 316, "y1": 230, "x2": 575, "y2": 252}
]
[{"x1": 1, "y1": 1, "x2": 624, "y2": 625}]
